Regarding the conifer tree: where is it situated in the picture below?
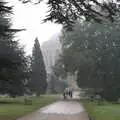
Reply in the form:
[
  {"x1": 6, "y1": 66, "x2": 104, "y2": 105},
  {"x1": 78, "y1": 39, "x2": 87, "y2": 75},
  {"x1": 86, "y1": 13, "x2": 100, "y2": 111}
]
[
  {"x1": 0, "y1": 1, "x2": 28, "y2": 97},
  {"x1": 29, "y1": 38, "x2": 47, "y2": 95}
]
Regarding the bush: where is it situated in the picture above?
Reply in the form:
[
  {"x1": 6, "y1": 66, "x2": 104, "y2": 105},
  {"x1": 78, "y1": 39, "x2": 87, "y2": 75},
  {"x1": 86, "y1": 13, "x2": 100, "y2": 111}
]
[
  {"x1": 102, "y1": 87, "x2": 120, "y2": 101},
  {"x1": 24, "y1": 98, "x2": 32, "y2": 105}
]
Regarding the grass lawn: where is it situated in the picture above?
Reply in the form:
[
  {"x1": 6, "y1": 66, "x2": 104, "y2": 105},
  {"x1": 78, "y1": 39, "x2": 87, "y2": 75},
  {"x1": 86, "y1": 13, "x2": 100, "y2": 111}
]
[
  {"x1": 0, "y1": 94, "x2": 59, "y2": 120},
  {"x1": 83, "y1": 102, "x2": 120, "y2": 120}
]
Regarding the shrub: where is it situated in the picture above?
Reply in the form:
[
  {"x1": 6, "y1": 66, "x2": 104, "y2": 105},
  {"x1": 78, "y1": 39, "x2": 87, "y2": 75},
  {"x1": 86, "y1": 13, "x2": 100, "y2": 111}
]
[{"x1": 24, "y1": 98, "x2": 32, "y2": 105}]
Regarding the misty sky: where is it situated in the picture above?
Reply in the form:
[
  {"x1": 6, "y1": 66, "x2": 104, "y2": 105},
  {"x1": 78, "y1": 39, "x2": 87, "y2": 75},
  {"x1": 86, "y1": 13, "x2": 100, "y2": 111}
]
[{"x1": 8, "y1": 0, "x2": 62, "y2": 54}]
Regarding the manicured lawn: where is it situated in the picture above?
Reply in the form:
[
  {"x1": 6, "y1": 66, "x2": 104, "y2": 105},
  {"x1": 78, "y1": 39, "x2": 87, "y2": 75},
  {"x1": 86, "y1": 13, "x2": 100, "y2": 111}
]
[
  {"x1": 83, "y1": 102, "x2": 120, "y2": 120},
  {"x1": 0, "y1": 94, "x2": 59, "y2": 120}
]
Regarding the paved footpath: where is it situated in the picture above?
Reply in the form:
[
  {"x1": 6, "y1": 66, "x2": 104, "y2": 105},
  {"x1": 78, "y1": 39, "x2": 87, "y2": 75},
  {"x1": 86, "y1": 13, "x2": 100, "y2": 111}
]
[{"x1": 18, "y1": 93, "x2": 89, "y2": 120}]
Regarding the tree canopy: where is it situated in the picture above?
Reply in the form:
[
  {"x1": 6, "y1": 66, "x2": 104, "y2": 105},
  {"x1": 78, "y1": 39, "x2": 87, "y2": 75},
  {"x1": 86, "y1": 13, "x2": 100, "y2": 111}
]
[
  {"x1": 44, "y1": 0, "x2": 118, "y2": 30},
  {"x1": 58, "y1": 21, "x2": 120, "y2": 101},
  {"x1": 19, "y1": 0, "x2": 118, "y2": 30}
]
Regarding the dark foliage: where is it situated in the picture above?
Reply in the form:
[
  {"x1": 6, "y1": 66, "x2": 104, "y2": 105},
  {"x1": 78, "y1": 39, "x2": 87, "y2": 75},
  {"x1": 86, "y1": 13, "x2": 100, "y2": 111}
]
[
  {"x1": 59, "y1": 21, "x2": 120, "y2": 101},
  {"x1": 44, "y1": 0, "x2": 118, "y2": 30},
  {"x1": 19, "y1": 0, "x2": 118, "y2": 30},
  {"x1": 0, "y1": 1, "x2": 29, "y2": 97},
  {"x1": 29, "y1": 38, "x2": 47, "y2": 95}
]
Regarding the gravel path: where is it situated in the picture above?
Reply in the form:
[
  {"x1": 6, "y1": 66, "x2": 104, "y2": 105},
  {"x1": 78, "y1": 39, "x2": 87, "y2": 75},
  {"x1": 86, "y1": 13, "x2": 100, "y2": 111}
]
[
  {"x1": 41, "y1": 101, "x2": 84, "y2": 115},
  {"x1": 18, "y1": 92, "x2": 89, "y2": 120}
]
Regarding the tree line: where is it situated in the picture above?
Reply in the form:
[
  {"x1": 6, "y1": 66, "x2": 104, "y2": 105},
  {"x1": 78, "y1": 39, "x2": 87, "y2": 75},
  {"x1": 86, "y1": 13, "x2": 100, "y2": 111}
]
[
  {"x1": 56, "y1": 20, "x2": 120, "y2": 101},
  {"x1": 1, "y1": 0, "x2": 120, "y2": 98}
]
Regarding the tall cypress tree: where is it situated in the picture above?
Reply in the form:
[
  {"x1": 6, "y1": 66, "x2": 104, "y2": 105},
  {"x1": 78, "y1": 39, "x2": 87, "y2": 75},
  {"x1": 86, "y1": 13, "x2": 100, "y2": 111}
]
[{"x1": 30, "y1": 38, "x2": 47, "y2": 95}]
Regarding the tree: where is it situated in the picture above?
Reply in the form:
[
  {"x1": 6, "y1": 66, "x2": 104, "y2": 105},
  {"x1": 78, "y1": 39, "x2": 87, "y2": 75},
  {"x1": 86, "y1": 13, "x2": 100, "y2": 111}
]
[
  {"x1": 0, "y1": 2, "x2": 24, "y2": 37},
  {"x1": 18, "y1": 0, "x2": 118, "y2": 30},
  {"x1": 47, "y1": 73, "x2": 67, "y2": 94},
  {"x1": 52, "y1": 57, "x2": 67, "y2": 79},
  {"x1": 44, "y1": 0, "x2": 118, "y2": 30},
  {"x1": 0, "y1": 1, "x2": 29, "y2": 97},
  {"x1": 0, "y1": 1, "x2": 118, "y2": 31},
  {"x1": 59, "y1": 21, "x2": 120, "y2": 101},
  {"x1": 29, "y1": 38, "x2": 47, "y2": 95},
  {"x1": 0, "y1": 1, "x2": 12, "y2": 37}
]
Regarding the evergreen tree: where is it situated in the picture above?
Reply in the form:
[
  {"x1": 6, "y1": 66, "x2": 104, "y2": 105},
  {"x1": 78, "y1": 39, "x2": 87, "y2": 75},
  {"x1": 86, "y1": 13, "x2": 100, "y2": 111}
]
[
  {"x1": 44, "y1": 0, "x2": 117, "y2": 30},
  {"x1": 0, "y1": 1, "x2": 29, "y2": 97},
  {"x1": 20, "y1": 0, "x2": 118, "y2": 30},
  {"x1": 0, "y1": 1, "x2": 24, "y2": 37},
  {"x1": 29, "y1": 38, "x2": 47, "y2": 95}
]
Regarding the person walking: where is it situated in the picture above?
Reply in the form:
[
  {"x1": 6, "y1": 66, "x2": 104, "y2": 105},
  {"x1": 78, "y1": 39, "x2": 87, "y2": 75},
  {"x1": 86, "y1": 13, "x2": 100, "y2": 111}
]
[
  {"x1": 63, "y1": 91, "x2": 66, "y2": 99},
  {"x1": 69, "y1": 88, "x2": 73, "y2": 98}
]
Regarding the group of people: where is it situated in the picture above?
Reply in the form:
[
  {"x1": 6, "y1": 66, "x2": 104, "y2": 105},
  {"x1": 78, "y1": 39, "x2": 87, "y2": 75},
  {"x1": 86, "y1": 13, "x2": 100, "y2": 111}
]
[{"x1": 63, "y1": 88, "x2": 73, "y2": 99}]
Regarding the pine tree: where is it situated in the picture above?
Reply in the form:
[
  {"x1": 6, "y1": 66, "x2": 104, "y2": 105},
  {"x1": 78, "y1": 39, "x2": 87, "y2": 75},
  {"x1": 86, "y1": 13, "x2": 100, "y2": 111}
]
[
  {"x1": 0, "y1": 1, "x2": 28, "y2": 97},
  {"x1": 29, "y1": 38, "x2": 47, "y2": 95}
]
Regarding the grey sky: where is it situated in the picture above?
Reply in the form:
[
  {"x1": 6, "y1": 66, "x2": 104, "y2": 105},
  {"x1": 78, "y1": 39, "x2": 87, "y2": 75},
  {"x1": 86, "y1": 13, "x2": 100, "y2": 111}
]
[{"x1": 9, "y1": 0, "x2": 62, "y2": 54}]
